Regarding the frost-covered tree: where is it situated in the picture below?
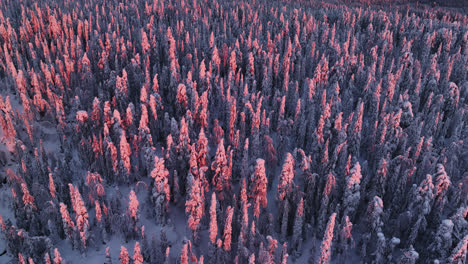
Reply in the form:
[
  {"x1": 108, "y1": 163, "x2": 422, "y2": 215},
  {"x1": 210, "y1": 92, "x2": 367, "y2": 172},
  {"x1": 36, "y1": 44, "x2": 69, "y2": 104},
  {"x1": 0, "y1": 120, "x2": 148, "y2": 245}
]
[
  {"x1": 317, "y1": 212, "x2": 336, "y2": 264},
  {"x1": 223, "y1": 206, "x2": 234, "y2": 252},
  {"x1": 151, "y1": 156, "x2": 170, "y2": 223},
  {"x1": 133, "y1": 242, "x2": 144, "y2": 264},
  {"x1": 367, "y1": 196, "x2": 384, "y2": 234},
  {"x1": 211, "y1": 139, "x2": 229, "y2": 201},
  {"x1": 336, "y1": 215, "x2": 354, "y2": 261},
  {"x1": 447, "y1": 234, "x2": 467, "y2": 264},
  {"x1": 431, "y1": 164, "x2": 451, "y2": 223},
  {"x1": 119, "y1": 246, "x2": 129, "y2": 264},
  {"x1": 292, "y1": 198, "x2": 304, "y2": 255},
  {"x1": 53, "y1": 249, "x2": 63, "y2": 264},
  {"x1": 250, "y1": 159, "x2": 268, "y2": 209},
  {"x1": 119, "y1": 131, "x2": 132, "y2": 180},
  {"x1": 128, "y1": 190, "x2": 139, "y2": 222},
  {"x1": 277, "y1": 153, "x2": 295, "y2": 202},
  {"x1": 180, "y1": 242, "x2": 189, "y2": 264},
  {"x1": 343, "y1": 162, "x2": 362, "y2": 221},
  {"x1": 318, "y1": 172, "x2": 336, "y2": 234},
  {"x1": 105, "y1": 247, "x2": 112, "y2": 264},
  {"x1": 399, "y1": 246, "x2": 419, "y2": 264},
  {"x1": 429, "y1": 219, "x2": 454, "y2": 260}
]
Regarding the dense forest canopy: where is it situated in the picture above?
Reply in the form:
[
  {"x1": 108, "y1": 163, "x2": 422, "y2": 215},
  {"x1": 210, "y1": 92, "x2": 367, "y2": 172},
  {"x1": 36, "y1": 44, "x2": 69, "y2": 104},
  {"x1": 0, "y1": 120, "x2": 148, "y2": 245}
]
[{"x1": 0, "y1": 0, "x2": 466, "y2": 263}]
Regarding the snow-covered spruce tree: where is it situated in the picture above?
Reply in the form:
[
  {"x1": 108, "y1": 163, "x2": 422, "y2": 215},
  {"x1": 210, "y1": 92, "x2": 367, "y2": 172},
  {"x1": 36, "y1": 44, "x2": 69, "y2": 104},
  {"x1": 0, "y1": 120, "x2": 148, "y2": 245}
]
[
  {"x1": 250, "y1": 159, "x2": 268, "y2": 210},
  {"x1": 343, "y1": 162, "x2": 362, "y2": 222},
  {"x1": 127, "y1": 190, "x2": 139, "y2": 234},
  {"x1": 428, "y1": 219, "x2": 454, "y2": 260},
  {"x1": 277, "y1": 153, "x2": 295, "y2": 203},
  {"x1": 68, "y1": 184, "x2": 89, "y2": 251},
  {"x1": 291, "y1": 197, "x2": 304, "y2": 256},
  {"x1": 223, "y1": 206, "x2": 234, "y2": 253},
  {"x1": 336, "y1": 215, "x2": 354, "y2": 262},
  {"x1": 151, "y1": 156, "x2": 170, "y2": 224},
  {"x1": 119, "y1": 246, "x2": 130, "y2": 264},
  {"x1": 105, "y1": 247, "x2": 112, "y2": 264},
  {"x1": 211, "y1": 139, "x2": 230, "y2": 202},
  {"x1": 406, "y1": 174, "x2": 435, "y2": 246},
  {"x1": 280, "y1": 197, "x2": 290, "y2": 240},
  {"x1": 53, "y1": 248, "x2": 63, "y2": 264},
  {"x1": 119, "y1": 130, "x2": 132, "y2": 183},
  {"x1": 209, "y1": 192, "x2": 218, "y2": 245},
  {"x1": 208, "y1": 192, "x2": 219, "y2": 263},
  {"x1": 185, "y1": 175, "x2": 204, "y2": 243},
  {"x1": 398, "y1": 245, "x2": 419, "y2": 264},
  {"x1": 318, "y1": 172, "x2": 336, "y2": 235},
  {"x1": 240, "y1": 139, "x2": 250, "y2": 185},
  {"x1": 447, "y1": 234, "x2": 467, "y2": 264},
  {"x1": 366, "y1": 196, "x2": 384, "y2": 235},
  {"x1": 263, "y1": 135, "x2": 278, "y2": 183},
  {"x1": 197, "y1": 128, "x2": 210, "y2": 168},
  {"x1": 133, "y1": 242, "x2": 144, "y2": 264},
  {"x1": 430, "y1": 164, "x2": 451, "y2": 225},
  {"x1": 370, "y1": 231, "x2": 385, "y2": 264},
  {"x1": 317, "y1": 212, "x2": 337, "y2": 264},
  {"x1": 277, "y1": 153, "x2": 295, "y2": 239}
]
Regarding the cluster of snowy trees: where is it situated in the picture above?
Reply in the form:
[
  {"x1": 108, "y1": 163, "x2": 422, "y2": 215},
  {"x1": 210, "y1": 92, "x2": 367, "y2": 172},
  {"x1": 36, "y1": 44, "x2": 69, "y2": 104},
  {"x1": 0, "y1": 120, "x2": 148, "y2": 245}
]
[{"x1": 0, "y1": 0, "x2": 466, "y2": 263}]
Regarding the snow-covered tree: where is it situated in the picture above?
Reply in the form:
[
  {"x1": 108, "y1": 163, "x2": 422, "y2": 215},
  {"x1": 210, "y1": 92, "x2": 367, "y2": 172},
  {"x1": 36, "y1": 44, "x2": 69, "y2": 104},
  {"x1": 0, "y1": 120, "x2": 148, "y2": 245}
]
[
  {"x1": 292, "y1": 198, "x2": 304, "y2": 255},
  {"x1": 209, "y1": 192, "x2": 218, "y2": 245},
  {"x1": 277, "y1": 153, "x2": 295, "y2": 202},
  {"x1": 429, "y1": 219, "x2": 454, "y2": 260},
  {"x1": 317, "y1": 212, "x2": 336, "y2": 264},
  {"x1": 343, "y1": 162, "x2": 362, "y2": 221},
  {"x1": 119, "y1": 246, "x2": 130, "y2": 264},
  {"x1": 186, "y1": 176, "x2": 204, "y2": 241},
  {"x1": 128, "y1": 190, "x2": 139, "y2": 222},
  {"x1": 398, "y1": 246, "x2": 419, "y2": 264},
  {"x1": 447, "y1": 234, "x2": 467, "y2": 264},
  {"x1": 211, "y1": 139, "x2": 229, "y2": 201},
  {"x1": 250, "y1": 159, "x2": 268, "y2": 209},
  {"x1": 223, "y1": 206, "x2": 234, "y2": 251},
  {"x1": 133, "y1": 242, "x2": 144, "y2": 264}
]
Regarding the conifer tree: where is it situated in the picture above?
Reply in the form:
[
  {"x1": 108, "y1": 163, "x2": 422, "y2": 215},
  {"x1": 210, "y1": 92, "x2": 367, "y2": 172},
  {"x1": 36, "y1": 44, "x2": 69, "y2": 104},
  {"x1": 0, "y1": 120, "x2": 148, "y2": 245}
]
[
  {"x1": 120, "y1": 246, "x2": 129, "y2": 264},
  {"x1": 133, "y1": 242, "x2": 144, "y2": 264},
  {"x1": 318, "y1": 213, "x2": 337, "y2": 264},
  {"x1": 223, "y1": 206, "x2": 234, "y2": 252},
  {"x1": 212, "y1": 139, "x2": 229, "y2": 201},
  {"x1": 180, "y1": 243, "x2": 189, "y2": 264},
  {"x1": 128, "y1": 190, "x2": 139, "y2": 222},
  {"x1": 54, "y1": 249, "x2": 63, "y2": 264},
  {"x1": 250, "y1": 159, "x2": 268, "y2": 209},
  {"x1": 429, "y1": 219, "x2": 454, "y2": 260},
  {"x1": 186, "y1": 176, "x2": 204, "y2": 241},
  {"x1": 343, "y1": 162, "x2": 362, "y2": 221},
  {"x1": 448, "y1": 234, "x2": 467, "y2": 264},
  {"x1": 292, "y1": 198, "x2": 304, "y2": 254},
  {"x1": 277, "y1": 153, "x2": 295, "y2": 202},
  {"x1": 209, "y1": 192, "x2": 218, "y2": 245}
]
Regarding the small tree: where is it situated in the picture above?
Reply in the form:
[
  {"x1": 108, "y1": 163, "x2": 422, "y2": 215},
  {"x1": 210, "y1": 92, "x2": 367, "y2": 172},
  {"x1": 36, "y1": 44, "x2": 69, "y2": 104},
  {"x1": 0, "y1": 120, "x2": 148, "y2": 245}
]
[
  {"x1": 133, "y1": 242, "x2": 144, "y2": 264},
  {"x1": 120, "y1": 246, "x2": 130, "y2": 264},
  {"x1": 54, "y1": 248, "x2": 63, "y2": 264},
  {"x1": 448, "y1": 234, "x2": 467, "y2": 264},
  {"x1": 186, "y1": 176, "x2": 204, "y2": 241},
  {"x1": 128, "y1": 190, "x2": 139, "y2": 222}
]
